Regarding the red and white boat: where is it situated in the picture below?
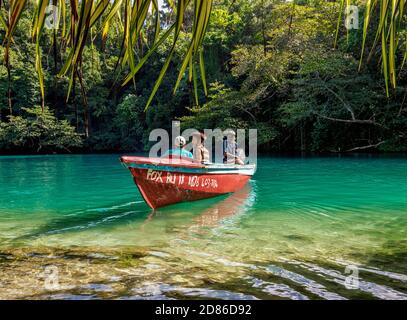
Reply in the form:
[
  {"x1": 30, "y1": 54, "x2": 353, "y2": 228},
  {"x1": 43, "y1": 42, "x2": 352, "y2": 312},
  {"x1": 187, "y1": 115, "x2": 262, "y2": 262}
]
[{"x1": 120, "y1": 156, "x2": 256, "y2": 209}]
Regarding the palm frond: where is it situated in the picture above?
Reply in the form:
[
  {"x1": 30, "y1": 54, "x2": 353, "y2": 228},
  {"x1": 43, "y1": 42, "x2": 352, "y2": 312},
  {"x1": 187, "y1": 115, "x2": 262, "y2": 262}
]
[{"x1": 338, "y1": 0, "x2": 407, "y2": 96}]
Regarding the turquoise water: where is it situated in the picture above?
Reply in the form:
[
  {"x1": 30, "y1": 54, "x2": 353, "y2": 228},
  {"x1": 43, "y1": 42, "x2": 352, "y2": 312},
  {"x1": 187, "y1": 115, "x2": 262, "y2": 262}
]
[{"x1": 0, "y1": 154, "x2": 406, "y2": 299}]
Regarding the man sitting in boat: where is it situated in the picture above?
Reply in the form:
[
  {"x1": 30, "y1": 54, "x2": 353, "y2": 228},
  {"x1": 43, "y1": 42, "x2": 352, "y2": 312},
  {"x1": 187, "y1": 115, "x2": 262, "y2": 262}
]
[
  {"x1": 223, "y1": 130, "x2": 244, "y2": 165},
  {"x1": 192, "y1": 131, "x2": 210, "y2": 164},
  {"x1": 236, "y1": 147, "x2": 246, "y2": 164},
  {"x1": 163, "y1": 136, "x2": 193, "y2": 159}
]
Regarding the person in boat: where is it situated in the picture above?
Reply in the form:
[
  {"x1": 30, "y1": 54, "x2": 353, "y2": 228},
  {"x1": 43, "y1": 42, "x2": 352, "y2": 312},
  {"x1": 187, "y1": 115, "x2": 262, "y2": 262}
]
[
  {"x1": 192, "y1": 131, "x2": 210, "y2": 164},
  {"x1": 223, "y1": 130, "x2": 244, "y2": 165},
  {"x1": 163, "y1": 136, "x2": 193, "y2": 159},
  {"x1": 236, "y1": 147, "x2": 246, "y2": 164}
]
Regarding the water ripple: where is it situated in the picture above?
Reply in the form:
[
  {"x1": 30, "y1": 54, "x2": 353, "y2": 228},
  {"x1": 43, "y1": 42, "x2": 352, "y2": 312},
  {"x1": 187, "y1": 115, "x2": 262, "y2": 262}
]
[
  {"x1": 132, "y1": 283, "x2": 259, "y2": 300},
  {"x1": 265, "y1": 265, "x2": 346, "y2": 300},
  {"x1": 299, "y1": 262, "x2": 407, "y2": 300},
  {"x1": 247, "y1": 276, "x2": 309, "y2": 300}
]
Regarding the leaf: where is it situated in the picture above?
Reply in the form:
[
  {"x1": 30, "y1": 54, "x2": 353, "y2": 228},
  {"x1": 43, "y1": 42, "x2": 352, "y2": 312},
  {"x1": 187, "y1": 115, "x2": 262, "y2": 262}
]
[
  {"x1": 90, "y1": 0, "x2": 110, "y2": 27},
  {"x1": 334, "y1": 0, "x2": 345, "y2": 48},
  {"x1": 32, "y1": 0, "x2": 50, "y2": 110},
  {"x1": 143, "y1": 0, "x2": 189, "y2": 110},
  {"x1": 4, "y1": 0, "x2": 213, "y2": 111},
  {"x1": 59, "y1": 0, "x2": 94, "y2": 101},
  {"x1": 102, "y1": 0, "x2": 122, "y2": 47},
  {"x1": 121, "y1": 24, "x2": 175, "y2": 85},
  {"x1": 359, "y1": 0, "x2": 376, "y2": 70},
  {"x1": 173, "y1": 0, "x2": 212, "y2": 95}
]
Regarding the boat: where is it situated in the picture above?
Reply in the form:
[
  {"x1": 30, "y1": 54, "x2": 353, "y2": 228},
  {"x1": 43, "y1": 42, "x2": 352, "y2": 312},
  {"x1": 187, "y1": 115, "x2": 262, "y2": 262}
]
[{"x1": 120, "y1": 156, "x2": 256, "y2": 209}]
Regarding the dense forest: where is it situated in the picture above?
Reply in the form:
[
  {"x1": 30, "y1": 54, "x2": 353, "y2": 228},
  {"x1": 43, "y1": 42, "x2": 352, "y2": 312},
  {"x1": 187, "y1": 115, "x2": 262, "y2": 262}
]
[{"x1": 1, "y1": 0, "x2": 407, "y2": 154}]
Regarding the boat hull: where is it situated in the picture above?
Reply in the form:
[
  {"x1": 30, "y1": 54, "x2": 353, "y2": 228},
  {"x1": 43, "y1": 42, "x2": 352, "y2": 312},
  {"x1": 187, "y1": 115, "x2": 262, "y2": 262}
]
[{"x1": 121, "y1": 156, "x2": 255, "y2": 209}]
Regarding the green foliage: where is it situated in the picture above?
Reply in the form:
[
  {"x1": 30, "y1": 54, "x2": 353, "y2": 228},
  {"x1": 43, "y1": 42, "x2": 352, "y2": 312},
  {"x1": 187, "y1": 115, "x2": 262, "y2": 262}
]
[
  {"x1": 279, "y1": 49, "x2": 386, "y2": 151},
  {"x1": 181, "y1": 1, "x2": 407, "y2": 152},
  {"x1": 113, "y1": 94, "x2": 146, "y2": 151},
  {"x1": 0, "y1": 45, "x2": 40, "y2": 113},
  {"x1": 180, "y1": 82, "x2": 278, "y2": 145},
  {"x1": 0, "y1": 0, "x2": 406, "y2": 154},
  {"x1": 0, "y1": 106, "x2": 82, "y2": 153}
]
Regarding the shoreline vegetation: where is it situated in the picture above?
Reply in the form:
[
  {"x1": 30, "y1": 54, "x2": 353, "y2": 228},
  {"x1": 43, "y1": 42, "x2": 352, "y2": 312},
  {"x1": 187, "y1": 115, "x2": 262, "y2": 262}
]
[
  {"x1": 1, "y1": 1, "x2": 407, "y2": 155},
  {"x1": 2, "y1": 150, "x2": 407, "y2": 157}
]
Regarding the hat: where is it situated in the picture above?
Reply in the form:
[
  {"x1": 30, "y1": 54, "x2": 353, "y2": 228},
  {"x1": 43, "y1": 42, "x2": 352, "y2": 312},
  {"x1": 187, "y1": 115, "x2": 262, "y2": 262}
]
[
  {"x1": 174, "y1": 136, "x2": 186, "y2": 147},
  {"x1": 192, "y1": 131, "x2": 207, "y2": 141},
  {"x1": 224, "y1": 129, "x2": 236, "y2": 137}
]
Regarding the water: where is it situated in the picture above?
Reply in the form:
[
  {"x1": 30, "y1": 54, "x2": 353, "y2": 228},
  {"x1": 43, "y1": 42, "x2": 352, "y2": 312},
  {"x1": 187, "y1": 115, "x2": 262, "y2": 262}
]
[{"x1": 0, "y1": 154, "x2": 406, "y2": 299}]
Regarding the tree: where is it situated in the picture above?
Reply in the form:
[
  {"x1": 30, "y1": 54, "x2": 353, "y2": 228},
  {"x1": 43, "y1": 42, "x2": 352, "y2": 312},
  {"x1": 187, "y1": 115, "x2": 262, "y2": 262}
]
[
  {"x1": 1, "y1": 0, "x2": 213, "y2": 112},
  {"x1": 0, "y1": 106, "x2": 82, "y2": 152}
]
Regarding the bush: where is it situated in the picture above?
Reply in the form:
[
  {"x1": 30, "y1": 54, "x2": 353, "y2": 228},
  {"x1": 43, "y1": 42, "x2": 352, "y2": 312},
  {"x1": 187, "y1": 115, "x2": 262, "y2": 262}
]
[{"x1": 0, "y1": 106, "x2": 82, "y2": 153}]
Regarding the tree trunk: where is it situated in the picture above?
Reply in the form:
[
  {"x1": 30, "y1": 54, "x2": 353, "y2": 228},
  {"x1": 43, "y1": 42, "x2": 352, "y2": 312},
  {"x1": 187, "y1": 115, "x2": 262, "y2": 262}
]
[
  {"x1": 261, "y1": 0, "x2": 266, "y2": 56},
  {"x1": 300, "y1": 121, "x2": 306, "y2": 151},
  {"x1": 53, "y1": 0, "x2": 58, "y2": 74},
  {"x1": 72, "y1": 75, "x2": 79, "y2": 131},
  {"x1": 77, "y1": 65, "x2": 90, "y2": 138},
  {"x1": 6, "y1": 42, "x2": 12, "y2": 115}
]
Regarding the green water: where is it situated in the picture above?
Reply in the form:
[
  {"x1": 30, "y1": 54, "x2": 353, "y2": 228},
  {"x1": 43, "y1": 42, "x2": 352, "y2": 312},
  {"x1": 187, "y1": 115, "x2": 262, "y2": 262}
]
[{"x1": 0, "y1": 154, "x2": 406, "y2": 299}]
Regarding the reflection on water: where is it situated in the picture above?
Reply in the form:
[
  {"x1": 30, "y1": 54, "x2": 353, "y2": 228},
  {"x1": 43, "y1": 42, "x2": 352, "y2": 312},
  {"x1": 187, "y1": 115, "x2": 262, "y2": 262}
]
[
  {"x1": 143, "y1": 185, "x2": 253, "y2": 234},
  {"x1": 0, "y1": 155, "x2": 406, "y2": 299},
  {"x1": 193, "y1": 185, "x2": 253, "y2": 228}
]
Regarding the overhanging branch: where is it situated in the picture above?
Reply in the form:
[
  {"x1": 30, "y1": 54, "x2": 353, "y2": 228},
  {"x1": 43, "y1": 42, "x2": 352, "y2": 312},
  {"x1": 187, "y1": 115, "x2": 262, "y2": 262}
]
[{"x1": 346, "y1": 140, "x2": 387, "y2": 152}]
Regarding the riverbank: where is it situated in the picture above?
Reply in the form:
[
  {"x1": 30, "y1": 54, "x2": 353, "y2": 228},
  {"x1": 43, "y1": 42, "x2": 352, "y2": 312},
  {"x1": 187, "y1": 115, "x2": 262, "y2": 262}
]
[{"x1": 2, "y1": 149, "x2": 407, "y2": 157}]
